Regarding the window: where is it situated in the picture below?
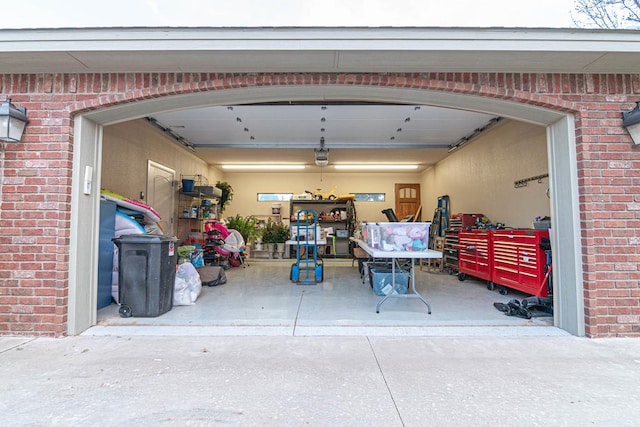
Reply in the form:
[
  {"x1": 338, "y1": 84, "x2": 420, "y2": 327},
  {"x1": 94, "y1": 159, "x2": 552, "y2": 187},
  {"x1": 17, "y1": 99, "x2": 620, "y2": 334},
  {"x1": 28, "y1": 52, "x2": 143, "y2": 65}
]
[
  {"x1": 353, "y1": 193, "x2": 385, "y2": 202},
  {"x1": 258, "y1": 192, "x2": 382, "y2": 202},
  {"x1": 257, "y1": 193, "x2": 293, "y2": 202}
]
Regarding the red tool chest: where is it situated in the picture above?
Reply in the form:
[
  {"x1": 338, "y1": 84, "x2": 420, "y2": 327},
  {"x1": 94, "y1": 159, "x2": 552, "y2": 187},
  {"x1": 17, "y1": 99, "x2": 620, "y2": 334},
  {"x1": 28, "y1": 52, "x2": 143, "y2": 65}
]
[
  {"x1": 457, "y1": 229, "x2": 492, "y2": 285},
  {"x1": 491, "y1": 229, "x2": 550, "y2": 297}
]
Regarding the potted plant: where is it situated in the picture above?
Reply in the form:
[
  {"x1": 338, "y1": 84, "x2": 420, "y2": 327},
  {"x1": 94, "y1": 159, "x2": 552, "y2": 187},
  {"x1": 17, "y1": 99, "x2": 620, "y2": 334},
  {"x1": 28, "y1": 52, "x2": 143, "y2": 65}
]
[
  {"x1": 273, "y1": 222, "x2": 290, "y2": 258},
  {"x1": 225, "y1": 214, "x2": 261, "y2": 244},
  {"x1": 215, "y1": 181, "x2": 234, "y2": 215},
  {"x1": 261, "y1": 220, "x2": 278, "y2": 257}
]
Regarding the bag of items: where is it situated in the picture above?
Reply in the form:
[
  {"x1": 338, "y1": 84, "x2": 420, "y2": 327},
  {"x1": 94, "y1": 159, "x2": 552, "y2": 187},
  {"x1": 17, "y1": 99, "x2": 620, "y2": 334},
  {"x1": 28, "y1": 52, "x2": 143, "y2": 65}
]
[
  {"x1": 197, "y1": 265, "x2": 227, "y2": 287},
  {"x1": 174, "y1": 262, "x2": 202, "y2": 306}
]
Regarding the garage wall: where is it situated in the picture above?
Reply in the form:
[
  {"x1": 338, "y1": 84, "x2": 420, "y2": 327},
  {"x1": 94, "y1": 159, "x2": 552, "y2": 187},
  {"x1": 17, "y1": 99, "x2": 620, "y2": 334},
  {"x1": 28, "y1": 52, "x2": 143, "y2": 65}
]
[
  {"x1": 221, "y1": 171, "x2": 422, "y2": 223},
  {"x1": 102, "y1": 118, "x2": 549, "y2": 230},
  {"x1": 5, "y1": 69, "x2": 636, "y2": 337},
  {"x1": 421, "y1": 119, "x2": 550, "y2": 229},
  {"x1": 102, "y1": 119, "x2": 216, "y2": 198},
  {"x1": 203, "y1": 119, "x2": 549, "y2": 229}
]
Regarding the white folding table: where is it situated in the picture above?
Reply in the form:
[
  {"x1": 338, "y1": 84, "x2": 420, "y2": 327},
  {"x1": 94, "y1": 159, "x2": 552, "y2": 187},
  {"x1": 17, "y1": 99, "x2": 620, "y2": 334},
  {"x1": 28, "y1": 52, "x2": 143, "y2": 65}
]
[{"x1": 356, "y1": 240, "x2": 442, "y2": 314}]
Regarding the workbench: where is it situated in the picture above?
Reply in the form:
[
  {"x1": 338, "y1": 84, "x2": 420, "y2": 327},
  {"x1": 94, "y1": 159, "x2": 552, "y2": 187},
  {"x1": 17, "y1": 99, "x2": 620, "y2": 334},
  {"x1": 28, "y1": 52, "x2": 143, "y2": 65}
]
[{"x1": 356, "y1": 240, "x2": 442, "y2": 314}]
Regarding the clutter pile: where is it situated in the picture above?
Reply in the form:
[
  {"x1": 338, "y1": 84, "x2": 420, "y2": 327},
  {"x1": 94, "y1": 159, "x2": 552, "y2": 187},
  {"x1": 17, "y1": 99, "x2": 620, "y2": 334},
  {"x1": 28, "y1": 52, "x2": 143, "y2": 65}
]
[
  {"x1": 493, "y1": 297, "x2": 553, "y2": 319},
  {"x1": 101, "y1": 189, "x2": 243, "y2": 318}
]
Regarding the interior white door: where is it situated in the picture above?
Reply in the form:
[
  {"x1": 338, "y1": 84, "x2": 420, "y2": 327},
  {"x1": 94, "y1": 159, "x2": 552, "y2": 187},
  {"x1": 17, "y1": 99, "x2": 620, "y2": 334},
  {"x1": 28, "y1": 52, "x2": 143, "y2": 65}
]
[{"x1": 147, "y1": 161, "x2": 175, "y2": 236}]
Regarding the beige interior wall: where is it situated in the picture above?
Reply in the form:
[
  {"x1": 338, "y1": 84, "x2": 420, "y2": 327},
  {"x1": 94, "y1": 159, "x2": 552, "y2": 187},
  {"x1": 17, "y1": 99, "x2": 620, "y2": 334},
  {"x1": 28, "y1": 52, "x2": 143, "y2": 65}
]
[
  {"x1": 101, "y1": 119, "x2": 214, "y2": 199},
  {"x1": 102, "y1": 118, "x2": 548, "y2": 231},
  {"x1": 420, "y1": 119, "x2": 550, "y2": 228},
  {"x1": 221, "y1": 172, "x2": 422, "y2": 225}
]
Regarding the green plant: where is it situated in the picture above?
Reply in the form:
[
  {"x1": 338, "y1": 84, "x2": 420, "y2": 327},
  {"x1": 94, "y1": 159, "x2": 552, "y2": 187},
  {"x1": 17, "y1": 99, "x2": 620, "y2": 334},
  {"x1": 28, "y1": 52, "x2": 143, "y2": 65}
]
[
  {"x1": 261, "y1": 220, "x2": 289, "y2": 243},
  {"x1": 261, "y1": 220, "x2": 277, "y2": 244},
  {"x1": 273, "y1": 222, "x2": 290, "y2": 243},
  {"x1": 216, "y1": 181, "x2": 234, "y2": 214},
  {"x1": 225, "y1": 214, "x2": 261, "y2": 243}
]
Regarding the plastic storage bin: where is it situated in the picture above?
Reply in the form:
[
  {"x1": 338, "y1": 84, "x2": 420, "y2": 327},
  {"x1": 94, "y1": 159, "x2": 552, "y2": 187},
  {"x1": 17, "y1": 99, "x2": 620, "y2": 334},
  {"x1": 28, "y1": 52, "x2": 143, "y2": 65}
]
[
  {"x1": 113, "y1": 234, "x2": 177, "y2": 318},
  {"x1": 362, "y1": 222, "x2": 431, "y2": 251},
  {"x1": 370, "y1": 267, "x2": 409, "y2": 296}
]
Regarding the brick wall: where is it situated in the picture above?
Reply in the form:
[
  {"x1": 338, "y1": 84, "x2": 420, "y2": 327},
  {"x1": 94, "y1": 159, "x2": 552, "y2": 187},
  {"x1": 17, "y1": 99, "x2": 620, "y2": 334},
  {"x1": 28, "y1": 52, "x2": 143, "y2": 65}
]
[{"x1": 1, "y1": 72, "x2": 639, "y2": 337}]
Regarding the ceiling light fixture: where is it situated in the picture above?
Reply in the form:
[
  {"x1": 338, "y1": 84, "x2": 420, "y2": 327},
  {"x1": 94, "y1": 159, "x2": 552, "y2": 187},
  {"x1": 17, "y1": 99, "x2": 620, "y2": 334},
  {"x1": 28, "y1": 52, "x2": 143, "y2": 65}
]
[
  {"x1": 221, "y1": 164, "x2": 306, "y2": 170},
  {"x1": 333, "y1": 164, "x2": 419, "y2": 170}
]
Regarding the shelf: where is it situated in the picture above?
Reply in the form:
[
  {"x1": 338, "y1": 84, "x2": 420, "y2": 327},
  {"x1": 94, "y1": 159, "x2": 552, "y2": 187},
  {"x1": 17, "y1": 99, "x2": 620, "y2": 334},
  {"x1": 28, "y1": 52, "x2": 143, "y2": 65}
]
[
  {"x1": 290, "y1": 199, "x2": 357, "y2": 257},
  {"x1": 180, "y1": 190, "x2": 219, "y2": 199},
  {"x1": 177, "y1": 174, "x2": 219, "y2": 243}
]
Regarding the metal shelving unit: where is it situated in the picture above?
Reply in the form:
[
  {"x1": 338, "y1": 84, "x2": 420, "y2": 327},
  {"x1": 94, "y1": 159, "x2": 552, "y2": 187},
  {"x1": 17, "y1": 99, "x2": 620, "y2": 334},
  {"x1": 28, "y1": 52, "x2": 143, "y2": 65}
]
[
  {"x1": 289, "y1": 199, "x2": 356, "y2": 257},
  {"x1": 177, "y1": 175, "x2": 220, "y2": 243}
]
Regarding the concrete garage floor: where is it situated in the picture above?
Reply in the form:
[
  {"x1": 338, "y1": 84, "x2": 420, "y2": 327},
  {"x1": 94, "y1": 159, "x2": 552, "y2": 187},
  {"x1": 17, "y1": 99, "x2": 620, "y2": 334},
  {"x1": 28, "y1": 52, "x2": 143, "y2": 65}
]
[{"x1": 92, "y1": 259, "x2": 558, "y2": 337}]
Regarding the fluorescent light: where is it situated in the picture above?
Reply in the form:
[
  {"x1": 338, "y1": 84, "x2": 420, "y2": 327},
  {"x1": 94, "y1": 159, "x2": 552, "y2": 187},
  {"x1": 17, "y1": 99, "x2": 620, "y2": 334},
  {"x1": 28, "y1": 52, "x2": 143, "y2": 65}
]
[
  {"x1": 221, "y1": 164, "x2": 305, "y2": 170},
  {"x1": 333, "y1": 164, "x2": 419, "y2": 170}
]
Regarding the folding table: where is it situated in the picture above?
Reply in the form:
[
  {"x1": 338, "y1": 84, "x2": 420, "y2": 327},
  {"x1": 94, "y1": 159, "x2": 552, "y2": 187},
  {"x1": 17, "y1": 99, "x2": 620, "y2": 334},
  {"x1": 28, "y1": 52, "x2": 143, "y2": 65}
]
[{"x1": 356, "y1": 240, "x2": 442, "y2": 314}]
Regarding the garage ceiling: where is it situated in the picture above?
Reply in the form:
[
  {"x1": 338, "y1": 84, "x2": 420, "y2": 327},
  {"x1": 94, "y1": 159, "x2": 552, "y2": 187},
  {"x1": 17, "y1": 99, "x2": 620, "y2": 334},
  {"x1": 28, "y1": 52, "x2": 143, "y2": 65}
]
[{"x1": 148, "y1": 103, "x2": 498, "y2": 172}]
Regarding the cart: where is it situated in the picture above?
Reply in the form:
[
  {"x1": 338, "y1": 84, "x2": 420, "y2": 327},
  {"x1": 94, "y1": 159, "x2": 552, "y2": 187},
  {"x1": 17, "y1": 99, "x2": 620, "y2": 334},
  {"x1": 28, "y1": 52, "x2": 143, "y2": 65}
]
[{"x1": 290, "y1": 209, "x2": 323, "y2": 284}]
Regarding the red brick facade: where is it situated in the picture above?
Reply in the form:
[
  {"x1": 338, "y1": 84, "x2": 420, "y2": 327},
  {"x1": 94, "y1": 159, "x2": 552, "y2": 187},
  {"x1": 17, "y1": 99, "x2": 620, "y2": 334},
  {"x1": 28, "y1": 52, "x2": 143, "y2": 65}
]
[{"x1": 1, "y1": 72, "x2": 639, "y2": 337}]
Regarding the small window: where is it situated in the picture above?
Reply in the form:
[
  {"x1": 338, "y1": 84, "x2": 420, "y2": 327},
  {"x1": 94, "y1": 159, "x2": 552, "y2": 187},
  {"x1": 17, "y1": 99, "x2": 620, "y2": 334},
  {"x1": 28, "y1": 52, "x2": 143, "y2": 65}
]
[
  {"x1": 257, "y1": 193, "x2": 293, "y2": 202},
  {"x1": 353, "y1": 193, "x2": 385, "y2": 202}
]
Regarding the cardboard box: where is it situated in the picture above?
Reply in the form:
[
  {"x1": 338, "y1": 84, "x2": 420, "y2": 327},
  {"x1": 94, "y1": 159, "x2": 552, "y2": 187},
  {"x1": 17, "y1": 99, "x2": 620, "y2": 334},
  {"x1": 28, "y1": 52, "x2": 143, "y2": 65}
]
[
  {"x1": 362, "y1": 222, "x2": 431, "y2": 251},
  {"x1": 194, "y1": 186, "x2": 222, "y2": 198},
  {"x1": 290, "y1": 224, "x2": 321, "y2": 241}
]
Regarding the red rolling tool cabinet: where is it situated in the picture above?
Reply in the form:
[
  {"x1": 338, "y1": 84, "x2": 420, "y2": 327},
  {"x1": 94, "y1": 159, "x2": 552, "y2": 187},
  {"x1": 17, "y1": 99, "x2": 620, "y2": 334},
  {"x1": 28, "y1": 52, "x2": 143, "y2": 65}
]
[
  {"x1": 491, "y1": 229, "x2": 550, "y2": 296},
  {"x1": 457, "y1": 229, "x2": 493, "y2": 288}
]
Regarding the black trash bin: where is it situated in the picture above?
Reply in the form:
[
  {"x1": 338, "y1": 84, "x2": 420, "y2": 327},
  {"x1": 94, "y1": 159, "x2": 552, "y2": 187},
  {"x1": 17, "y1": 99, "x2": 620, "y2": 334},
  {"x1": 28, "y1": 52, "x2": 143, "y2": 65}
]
[{"x1": 113, "y1": 234, "x2": 177, "y2": 318}]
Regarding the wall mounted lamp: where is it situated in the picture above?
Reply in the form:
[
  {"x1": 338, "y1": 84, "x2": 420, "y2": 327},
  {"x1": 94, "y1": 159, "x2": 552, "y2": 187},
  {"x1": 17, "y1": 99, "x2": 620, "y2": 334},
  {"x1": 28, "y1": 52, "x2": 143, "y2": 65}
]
[
  {"x1": 622, "y1": 101, "x2": 640, "y2": 145},
  {"x1": 0, "y1": 98, "x2": 28, "y2": 143}
]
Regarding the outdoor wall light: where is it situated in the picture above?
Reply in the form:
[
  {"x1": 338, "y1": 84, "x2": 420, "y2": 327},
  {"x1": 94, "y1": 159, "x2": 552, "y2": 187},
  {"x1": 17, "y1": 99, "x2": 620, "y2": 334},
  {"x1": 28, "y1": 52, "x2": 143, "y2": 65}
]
[
  {"x1": 622, "y1": 101, "x2": 640, "y2": 145},
  {"x1": 0, "y1": 98, "x2": 28, "y2": 143}
]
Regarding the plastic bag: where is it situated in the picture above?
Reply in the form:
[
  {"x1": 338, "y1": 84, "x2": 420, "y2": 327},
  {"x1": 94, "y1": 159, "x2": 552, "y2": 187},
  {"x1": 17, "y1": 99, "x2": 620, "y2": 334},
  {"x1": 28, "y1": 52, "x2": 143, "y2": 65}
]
[
  {"x1": 190, "y1": 249, "x2": 204, "y2": 268},
  {"x1": 173, "y1": 262, "x2": 202, "y2": 305}
]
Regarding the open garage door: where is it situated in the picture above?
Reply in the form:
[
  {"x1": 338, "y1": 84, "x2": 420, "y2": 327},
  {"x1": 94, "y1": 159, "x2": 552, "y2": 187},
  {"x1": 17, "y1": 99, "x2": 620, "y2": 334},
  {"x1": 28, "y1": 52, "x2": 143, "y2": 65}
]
[{"x1": 68, "y1": 85, "x2": 583, "y2": 336}]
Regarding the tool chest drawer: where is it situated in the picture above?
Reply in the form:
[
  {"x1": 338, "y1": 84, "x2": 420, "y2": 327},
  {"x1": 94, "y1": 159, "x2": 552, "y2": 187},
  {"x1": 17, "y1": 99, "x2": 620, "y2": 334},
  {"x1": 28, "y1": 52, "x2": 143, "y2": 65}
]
[
  {"x1": 457, "y1": 229, "x2": 492, "y2": 282},
  {"x1": 491, "y1": 229, "x2": 549, "y2": 296},
  {"x1": 444, "y1": 229, "x2": 459, "y2": 273}
]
